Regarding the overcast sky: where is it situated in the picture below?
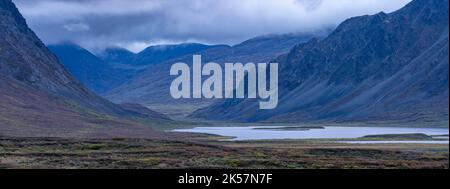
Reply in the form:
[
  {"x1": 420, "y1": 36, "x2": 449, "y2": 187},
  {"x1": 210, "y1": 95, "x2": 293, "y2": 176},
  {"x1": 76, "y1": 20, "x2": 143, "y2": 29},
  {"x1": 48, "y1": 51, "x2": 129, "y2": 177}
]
[{"x1": 13, "y1": 0, "x2": 411, "y2": 53}]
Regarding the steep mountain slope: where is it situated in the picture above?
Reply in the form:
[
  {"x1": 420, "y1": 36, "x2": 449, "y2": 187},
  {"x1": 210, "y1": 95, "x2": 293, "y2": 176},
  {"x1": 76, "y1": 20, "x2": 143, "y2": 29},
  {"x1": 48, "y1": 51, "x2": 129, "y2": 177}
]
[
  {"x1": 48, "y1": 43, "x2": 136, "y2": 93},
  {"x1": 0, "y1": 0, "x2": 165, "y2": 138},
  {"x1": 192, "y1": 0, "x2": 449, "y2": 124},
  {"x1": 105, "y1": 33, "x2": 320, "y2": 117}
]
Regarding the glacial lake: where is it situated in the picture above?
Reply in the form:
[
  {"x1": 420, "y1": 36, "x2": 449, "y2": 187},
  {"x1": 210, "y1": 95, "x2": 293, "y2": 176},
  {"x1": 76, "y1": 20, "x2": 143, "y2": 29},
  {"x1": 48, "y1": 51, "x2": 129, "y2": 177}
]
[
  {"x1": 341, "y1": 141, "x2": 449, "y2": 144},
  {"x1": 173, "y1": 126, "x2": 449, "y2": 142}
]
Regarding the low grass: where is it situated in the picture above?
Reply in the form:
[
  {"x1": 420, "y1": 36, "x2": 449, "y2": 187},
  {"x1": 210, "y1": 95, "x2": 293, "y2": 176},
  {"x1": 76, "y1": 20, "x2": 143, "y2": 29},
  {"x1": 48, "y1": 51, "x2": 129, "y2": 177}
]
[{"x1": 0, "y1": 137, "x2": 447, "y2": 169}]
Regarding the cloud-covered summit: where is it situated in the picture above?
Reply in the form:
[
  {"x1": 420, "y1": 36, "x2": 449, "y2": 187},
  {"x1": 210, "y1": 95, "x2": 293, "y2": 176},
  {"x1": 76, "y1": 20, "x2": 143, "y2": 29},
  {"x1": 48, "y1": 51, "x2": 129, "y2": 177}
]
[{"x1": 13, "y1": 0, "x2": 411, "y2": 52}]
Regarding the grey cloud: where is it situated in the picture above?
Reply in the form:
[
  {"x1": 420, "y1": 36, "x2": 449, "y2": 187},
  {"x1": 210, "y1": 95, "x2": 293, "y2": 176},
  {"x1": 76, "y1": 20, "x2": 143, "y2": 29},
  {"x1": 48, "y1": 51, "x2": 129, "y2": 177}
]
[
  {"x1": 63, "y1": 22, "x2": 90, "y2": 32},
  {"x1": 13, "y1": 0, "x2": 411, "y2": 53}
]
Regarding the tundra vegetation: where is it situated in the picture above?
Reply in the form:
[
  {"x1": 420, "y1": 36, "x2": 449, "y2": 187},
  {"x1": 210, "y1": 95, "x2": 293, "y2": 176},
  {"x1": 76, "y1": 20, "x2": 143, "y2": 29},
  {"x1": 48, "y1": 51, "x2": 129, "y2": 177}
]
[{"x1": 0, "y1": 136, "x2": 447, "y2": 169}]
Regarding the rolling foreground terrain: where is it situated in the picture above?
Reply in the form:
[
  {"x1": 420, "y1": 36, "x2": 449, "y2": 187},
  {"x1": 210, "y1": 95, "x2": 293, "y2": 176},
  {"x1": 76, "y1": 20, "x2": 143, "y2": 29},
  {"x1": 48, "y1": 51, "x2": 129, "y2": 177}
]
[{"x1": 0, "y1": 136, "x2": 447, "y2": 169}]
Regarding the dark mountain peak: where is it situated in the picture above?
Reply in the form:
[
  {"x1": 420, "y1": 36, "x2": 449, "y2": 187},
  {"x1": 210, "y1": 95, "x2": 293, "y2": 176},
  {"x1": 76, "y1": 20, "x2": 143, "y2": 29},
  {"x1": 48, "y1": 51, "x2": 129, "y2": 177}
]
[
  {"x1": 133, "y1": 43, "x2": 218, "y2": 66},
  {"x1": 98, "y1": 47, "x2": 136, "y2": 67},
  {"x1": 1, "y1": 0, "x2": 131, "y2": 112},
  {"x1": 139, "y1": 43, "x2": 212, "y2": 54},
  {"x1": 1, "y1": 0, "x2": 83, "y2": 93},
  {"x1": 49, "y1": 42, "x2": 94, "y2": 55},
  {"x1": 280, "y1": 0, "x2": 449, "y2": 86},
  {"x1": 0, "y1": 0, "x2": 27, "y2": 30},
  {"x1": 395, "y1": 0, "x2": 448, "y2": 15},
  {"x1": 333, "y1": 0, "x2": 448, "y2": 36},
  {"x1": 101, "y1": 47, "x2": 135, "y2": 58},
  {"x1": 390, "y1": 0, "x2": 449, "y2": 27},
  {"x1": 48, "y1": 43, "x2": 104, "y2": 68},
  {"x1": 236, "y1": 33, "x2": 326, "y2": 48},
  {"x1": 191, "y1": 0, "x2": 449, "y2": 123}
]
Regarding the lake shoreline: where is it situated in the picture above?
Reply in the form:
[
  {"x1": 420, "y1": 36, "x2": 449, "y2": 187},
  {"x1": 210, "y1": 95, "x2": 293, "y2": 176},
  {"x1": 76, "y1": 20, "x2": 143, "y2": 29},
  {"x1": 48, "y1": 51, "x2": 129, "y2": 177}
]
[{"x1": 172, "y1": 126, "x2": 450, "y2": 143}]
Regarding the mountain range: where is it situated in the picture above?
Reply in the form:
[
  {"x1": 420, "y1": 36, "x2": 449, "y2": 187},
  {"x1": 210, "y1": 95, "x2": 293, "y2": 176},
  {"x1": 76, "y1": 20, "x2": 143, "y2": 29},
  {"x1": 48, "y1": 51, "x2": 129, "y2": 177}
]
[
  {"x1": 2, "y1": 0, "x2": 447, "y2": 130},
  {"x1": 191, "y1": 0, "x2": 449, "y2": 125},
  {"x1": 49, "y1": 42, "x2": 221, "y2": 93},
  {"x1": 0, "y1": 0, "x2": 169, "y2": 138},
  {"x1": 49, "y1": 31, "x2": 324, "y2": 119},
  {"x1": 104, "y1": 33, "x2": 322, "y2": 117}
]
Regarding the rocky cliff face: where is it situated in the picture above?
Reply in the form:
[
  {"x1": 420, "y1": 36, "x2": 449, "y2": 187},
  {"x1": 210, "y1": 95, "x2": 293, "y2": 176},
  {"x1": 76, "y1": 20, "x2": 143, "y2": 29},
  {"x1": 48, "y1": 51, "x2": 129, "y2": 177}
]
[
  {"x1": 0, "y1": 0, "x2": 164, "y2": 138},
  {"x1": 192, "y1": 0, "x2": 449, "y2": 124},
  {"x1": 0, "y1": 0, "x2": 129, "y2": 115},
  {"x1": 0, "y1": 0, "x2": 82, "y2": 94}
]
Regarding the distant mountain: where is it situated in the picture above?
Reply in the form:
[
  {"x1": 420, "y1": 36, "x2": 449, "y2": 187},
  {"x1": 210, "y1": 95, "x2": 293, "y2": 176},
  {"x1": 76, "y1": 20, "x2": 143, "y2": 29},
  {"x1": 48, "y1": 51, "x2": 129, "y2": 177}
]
[
  {"x1": 0, "y1": 0, "x2": 168, "y2": 138},
  {"x1": 105, "y1": 33, "x2": 321, "y2": 118},
  {"x1": 133, "y1": 43, "x2": 221, "y2": 66},
  {"x1": 100, "y1": 43, "x2": 219, "y2": 67},
  {"x1": 50, "y1": 43, "x2": 221, "y2": 94},
  {"x1": 191, "y1": 0, "x2": 449, "y2": 124},
  {"x1": 48, "y1": 43, "x2": 137, "y2": 93},
  {"x1": 98, "y1": 47, "x2": 136, "y2": 65}
]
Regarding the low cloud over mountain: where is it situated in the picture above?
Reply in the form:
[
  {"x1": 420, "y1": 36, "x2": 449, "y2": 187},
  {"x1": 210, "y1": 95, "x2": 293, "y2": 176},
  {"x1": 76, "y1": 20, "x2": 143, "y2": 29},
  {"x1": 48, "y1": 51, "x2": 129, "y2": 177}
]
[{"x1": 13, "y1": 0, "x2": 410, "y2": 52}]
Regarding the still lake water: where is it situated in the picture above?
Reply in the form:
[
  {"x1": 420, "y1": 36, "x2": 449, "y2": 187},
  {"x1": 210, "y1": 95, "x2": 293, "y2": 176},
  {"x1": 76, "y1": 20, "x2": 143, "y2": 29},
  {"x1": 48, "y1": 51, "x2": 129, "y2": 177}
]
[
  {"x1": 342, "y1": 141, "x2": 449, "y2": 144},
  {"x1": 173, "y1": 126, "x2": 449, "y2": 142}
]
